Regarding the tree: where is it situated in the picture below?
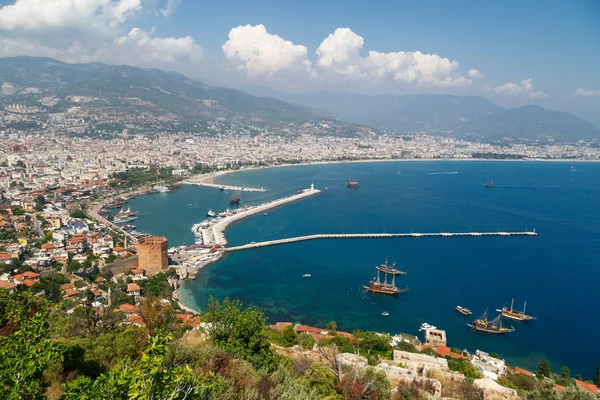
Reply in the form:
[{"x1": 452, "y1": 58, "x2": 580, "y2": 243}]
[
  {"x1": 138, "y1": 296, "x2": 178, "y2": 336},
  {"x1": 280, "y1": 325, "x2": 299, "y2": 347},
  {"x1": 61, "y1": 334, "x2": 219, "y2": 399},
  {"x1": 561, "y1": 366, "x2": 570, "y2": 379},
  {"x1": 537, "y1": 358, "x2": 551, "y2": 378},
  {"x1": 326, "y1": 321, "x2": 337, "y2": 332},
  {"x1": 203, "y1": 297, "x2": 280, "y2": 372},
  {"x1": 15, "y1": 160, "x2": 25, "y2": 168},
  {"x1": 0, "y1": 290, "x2": 63, "y2": 398},
  {"x1": 594, "y1": 364, "x2": 600, "y2": 387},
  {"x1": 298, "y1": 333, "x2": 315, "y2": 350}
]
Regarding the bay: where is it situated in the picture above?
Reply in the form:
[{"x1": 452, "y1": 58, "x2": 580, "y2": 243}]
[{"x1": 126, "y1": 161, "x2": 600, "y2": 378}]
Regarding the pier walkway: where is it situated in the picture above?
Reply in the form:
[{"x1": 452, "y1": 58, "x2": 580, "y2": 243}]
[
  {"x1": 185, "y1": 179, "x2": 266, "y2": 192},
  {"x1": 225, "y1": 231, "x2": 537, "y2": 251}
]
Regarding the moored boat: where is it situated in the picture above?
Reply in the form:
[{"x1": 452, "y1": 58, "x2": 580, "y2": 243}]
[
  {"x1": 347, "y1": 176, "x2": 359, "y2": 188},
  {"x1": 456, "y1": 306, "x2": 472, "y2": 315},
  {"x1": 468, "y1": 308, "x2": 515, "y2": 334},
  {"x1": 206, "y1": 209, "x2": 216, "y2": 218},
  {"x1": 496, "y1": 299, "x2": 537, "y2": 321},
  {"x1": 419, "y1": 323, "x2": 437, "y2": 331}
]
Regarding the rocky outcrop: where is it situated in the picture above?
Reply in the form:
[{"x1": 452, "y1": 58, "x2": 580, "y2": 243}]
[{"x1": 474, "y1": 378, "x2": 519, "y2": 399}]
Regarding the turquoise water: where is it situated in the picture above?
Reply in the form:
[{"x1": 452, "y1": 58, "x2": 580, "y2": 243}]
[{"x1": 127, "y1": 161, "x2": 600, "y2": 378}]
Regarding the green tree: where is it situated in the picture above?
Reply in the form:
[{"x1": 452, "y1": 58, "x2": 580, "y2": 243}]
[
  {"x1": 537, "y1": 358, "x2": 551, "y2": 378},
  {"x1": 447, "y1": 358, "x2": 482, "y2": 380},
  {"x1": 326, "y1": 321, "x2": 337, "y2": 332},
  {"x1": 203, "y1": 297, "x2": 280, "y2": 372},
  {"x1": 298, "y1": 333, "x2": 315, "y2": 350},
  {"x1": 61, "y1": 334, "x2": 218, "y2": 399},
  {"x1": 561, "y1": 366, "x2": 570, "y2": 379},
  {"x1": 594, "y1": 364, "x2": 600, "y2": 387},
  {"x1": 0, "y1": 290, "x2": 63, "y2": 398},
  {"x1": 280, "y1": 325, "x2": 299, "y2": 347}
]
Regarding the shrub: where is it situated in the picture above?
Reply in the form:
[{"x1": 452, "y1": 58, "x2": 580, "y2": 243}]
[
  {"x1": 447, "y1": 358, "x2": 482, "y2": 380},
  {"x1": 298, "y1": 333, "x2": 315, "y2": 350}
]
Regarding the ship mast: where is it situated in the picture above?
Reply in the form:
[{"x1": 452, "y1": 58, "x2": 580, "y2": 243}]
[
  {"x1": 391, "y1": 273, "x2": 395, "y2": 288},
  {"x1": 523, "y1": 301, "x2": 527, "y2": 315},
  {"x1": 510, "y1": 298, "x2": 514, "y2": 312}
]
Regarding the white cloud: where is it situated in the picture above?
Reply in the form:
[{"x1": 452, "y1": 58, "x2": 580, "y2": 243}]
[
  {"x1": 222, "y1": 24, "x2": 310, "y2": 77},
  {"x1": 468, "y1": 68, "x2": 484, "y2": 78},
  {"x1": 573, "y1": 88, "x2": 600, "y2": 97},
  {"x1": 0, "y1": 0, "x2": 142, "y2": 32},
  {"x1": 312, "y1": 28, "x2": 471, "y2": 88},
  {"x1": 494, "y1": 78, "x2": 546, "y2": 99},
  {"x1": 159, "y1": 0, "x2": 181, "y2": 17},
  {"x1": 316, "y1": 27, "x2": 363, "y2": 67}
]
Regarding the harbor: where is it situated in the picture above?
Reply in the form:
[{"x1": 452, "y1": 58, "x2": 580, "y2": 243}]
[
  {"x1": 225, "y1": 230, "x2": 538, "y2": 251},
  {"x1": 184, "y1": 172, "x2": 266, "y2": 192}
]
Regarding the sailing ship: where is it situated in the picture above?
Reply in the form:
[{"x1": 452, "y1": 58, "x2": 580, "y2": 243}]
[
  {"x1": 347, "y1": 176, "x2": 359, "y2": 188},
  {"x1": 377, "y1": 259, "x2": 407, "y2": 275},
  {"x1": 229, "y1": 193, "x2": 241, "y2": 204},
  {"x1": 364, "y1": 265, "x2": 409, "y2": 295},
  {"x1": 496, "y1": 299, "x2": 537, "y2": 321},
  {"x1": 468, "y1": 308, "x2": 515, "y2": 334},
  {"x1": 455, "y1": 306, "x2": 472, "y2": 315},
  {"x1": 484, "y1": 181, "x2": 494, "y2": 188}
]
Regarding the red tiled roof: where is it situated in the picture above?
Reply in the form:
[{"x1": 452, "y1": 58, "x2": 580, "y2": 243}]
[
  {"x1": 429, "y1": 346, "x2": 469, "y2": 360},
  {"x1": 131, "y1": 268, "x2": 144, "y2": 275},
  {"x1": 575, "y1": 379, "x2": 599, "y2": 394},
  {"x1": 23, "y1": 271, "x2": 40, "y2": 279},
  {"x1": 60, "y1": 283, "x2": 76, "y2": 291},
  {"x1": 554, "y1": 385, "x2": 567, "y2": 392},
  {"x1": 0, "y1": 281, "x2": 17, "y2": 290},
  {"x1": 295, "y1": 324, "x2": 352, "y2": 338},
  {"x1": 127, "y1": 283, "x2": 141, "y2": 292},
  {"x1": 126, "y1": 314, "x2": 144, "y2": 326},
  {"x1": 113, "y1": 247, "x2": 126, "y2": 252},
  {"x1": 64, "y1": 288, "x2": 79, "y2": 297},
  {"x1": 117, "y1": 303, "x2": 140, "y2": 314},
  {"x1": 513, "y1": 366, "x2": 535, "y2": 377},
  {"x1": 23, "y1": 279, "x2": 37, "y2": 287},
  {"x1": 176, "y1": 313, "x2": 201, "y2": 328},
  {"x1": 272, "y1": 322, "x2": 293, "y2": 332},
  {"x1": 41, "y1": 243, "x2": 55, "y2": 249},
  {"x1": 94, "y1": 276, "x2": 106, "y2": 283},
  {"x1": 0, "y1": 253, "x2": 13, "y2": 260}
]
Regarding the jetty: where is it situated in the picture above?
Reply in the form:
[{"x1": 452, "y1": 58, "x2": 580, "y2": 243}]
[
  {"x1": 184, "y1": 173, "x2": 266, "y2": 192},
  {"x1": 209, "y1": 186, "x2": 321, "y2": 246},
  {"x1": 225, "y1": 231, "x2": 537, "y2": 251}
]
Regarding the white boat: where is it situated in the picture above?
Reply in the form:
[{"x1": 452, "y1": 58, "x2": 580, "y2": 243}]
[
  {"x1": 206, "y1": 209, "x2": 216, "y2": 218},
  {"x1": 382, "y1": 311, "x2": 389, "y2": 316},
  {"x1": 264, "y1": 212, "x2": 268, "y2": 216},
  {"x1": 419, "y1": 323, "x2": 437, "y2": 332},
  {"x1": 302, "y1": 274, "x2": 311, "y2": 278}
]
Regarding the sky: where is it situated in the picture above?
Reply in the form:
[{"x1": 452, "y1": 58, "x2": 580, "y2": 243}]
[{"x1": 0, "y1": 0, "x2": 599, "y2": 122}]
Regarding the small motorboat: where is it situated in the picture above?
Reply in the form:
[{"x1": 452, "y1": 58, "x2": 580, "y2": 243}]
[
  {"x1": 456, "y1": 306, "x2": 472, "y2": 315},
  {"x1": 325, "y1": 187, "x2": 329, "y2": 190},
  {"x1": 419, "y1": 323, "x2": 437, "y2": 332},
  {"x1": 302, "y1": 274, "x2": 312, "y2": 278},
  {"x1": 264, "y1": 212, "x2": 268, "y2": 216},
  {"x1": 382, "y1": 311, "x2": 389, "y2": 316}
]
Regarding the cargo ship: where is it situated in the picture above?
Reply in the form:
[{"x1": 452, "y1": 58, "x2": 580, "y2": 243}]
[
  {"x1": 468, "y1": 308, "x2": 515, "y2": 334},
  {"x1": 496, "y1": 299, "x2": 537, "y2": 321},
  {"x1": 347, "y1": 176, "x2": 359, "y2": 188},
  {"x1": 364, "y1": 266, "x2": 409, "y2": 295}
]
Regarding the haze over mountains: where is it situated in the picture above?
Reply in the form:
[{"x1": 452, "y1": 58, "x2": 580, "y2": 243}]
[
  {"x1": 0, "y1": 56, "x2": 598, "y2": 142},
  {"x1": 246, "y1": 88, "x2": 600, "y2": 142}
]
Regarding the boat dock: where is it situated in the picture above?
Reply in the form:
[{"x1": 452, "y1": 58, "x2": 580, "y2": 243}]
[
  {"x1": 225, "y1": 231, "x2": 537, "y2": 251},
  {"x1": 209, "y1": 187, "x2": 321, "y2": 246},
  {"x1": 185, "y1": 179, "x2": 266, "y2": 192}
]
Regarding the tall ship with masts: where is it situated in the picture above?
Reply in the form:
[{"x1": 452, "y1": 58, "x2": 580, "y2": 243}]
[
  {"x1": 347, "y1": 176, "x2": 359, "y2": 188},
  {"x1": 364, "y1": 264, "x2": 409, "y2": 295},
  {"x1": 377, "y1": 259, "x2": 407, "y2": 275},
  {"x1": 496, "y1": 299, "x2": 537, "y2": 321},
  {"x1": 468, "y1": 308, "x2": 515, "y2": 334},
  {"x1": 229, "y1": 192, "x2": 241, "y2": 205}
]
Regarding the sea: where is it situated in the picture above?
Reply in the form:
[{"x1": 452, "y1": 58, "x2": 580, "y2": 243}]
[{"x1": 124, "y1": 161, "x2": 600, "y2": 379}]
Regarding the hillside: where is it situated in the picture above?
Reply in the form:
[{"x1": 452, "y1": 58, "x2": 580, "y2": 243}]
[
  {"x1": 0, "y1": 56, "x2": 369, "y2": 136},
  {"x1": 247, "y1": 89, "x2": 599, "y2": 142}
]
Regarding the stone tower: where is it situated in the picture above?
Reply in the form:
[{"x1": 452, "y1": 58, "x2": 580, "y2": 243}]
[{"x1": 136, "y1": 236, "x2": 168, "y2": 275}]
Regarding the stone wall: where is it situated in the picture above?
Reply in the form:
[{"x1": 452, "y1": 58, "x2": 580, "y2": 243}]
[{"x1": 103, "y1": 256, "x2": 138, "y2": 275}]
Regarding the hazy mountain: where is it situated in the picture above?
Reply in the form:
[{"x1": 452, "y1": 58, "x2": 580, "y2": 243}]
[
  {"x1": 244, "y1": 87, "x2": 600, "y2": 142},
  {"x1": 0, "y1": 56, "x2": 316, "y2": 126}
]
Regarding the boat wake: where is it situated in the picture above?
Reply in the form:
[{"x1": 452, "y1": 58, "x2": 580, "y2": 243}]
[{"x1": 428, "y1": 172, "x2": 458, "y2": 175}]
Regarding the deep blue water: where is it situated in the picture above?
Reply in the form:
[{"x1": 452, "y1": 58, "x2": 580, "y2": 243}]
[{"x1": 127, "y1": 161, "x2": 600, "y2": 378}]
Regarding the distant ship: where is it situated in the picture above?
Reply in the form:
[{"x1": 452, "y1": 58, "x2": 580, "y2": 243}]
[
  {"x1": 496, "y1": 299, "x2": 537, "y2": 321},
  {"x1": 206, "y1": 209, "x2": 216, "y2": 218},
  {"x1": 364, "y1": 265, "x2": 409, "y2": 295},
  {"x1": 377, "y1": 260, "x2": 407, "y2": 275},
  {"x1": 455, "y1": 306, "x2": 472, "y2": 315},
  {"x1": 229, "y1": 193, "x2": 241, "y2": 204},
  {"x1": 219, "y1": 187, "x2": 225, "y2": 191},
  {"x1": 484, "y1": 181, "x2": 494, "y2": 188},
  {"x1": 302, "y1": 274, "x2": 311, "y2": 278},
  {"x1": 347, "y1": 176, "x2": 359, "y2": 188},
  {"x1": 468, "y1": 308, "x2": 515, "y2": 334}
]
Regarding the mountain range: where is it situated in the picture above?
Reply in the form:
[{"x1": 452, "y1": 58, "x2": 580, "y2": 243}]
[{"x1": 1, "y1": 56, "x2": 598, "y2": 142}]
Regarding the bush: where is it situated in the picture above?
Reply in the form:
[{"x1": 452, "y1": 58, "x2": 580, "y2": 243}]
[
  {"x1": 298, "y1": 333, "x2": 315, "y2": 350},
  {"x1": 395, "y1": 341, "x2": 419, "y2": 353},
  {"x1": 499, "y1": 373, "x2": 537, "y2": 391},
  {"x1": 447, "y1": 358, "x2": 482, "y2": 380}
]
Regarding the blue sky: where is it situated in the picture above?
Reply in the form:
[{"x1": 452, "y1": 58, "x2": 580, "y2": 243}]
[{"x1": 0, "y1": 0, "x2": 599, "y2": 121}]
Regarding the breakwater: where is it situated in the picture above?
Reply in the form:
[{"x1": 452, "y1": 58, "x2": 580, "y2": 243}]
[{"x1": 225, "y1": 231, "x2": 537, "y2": 251}]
